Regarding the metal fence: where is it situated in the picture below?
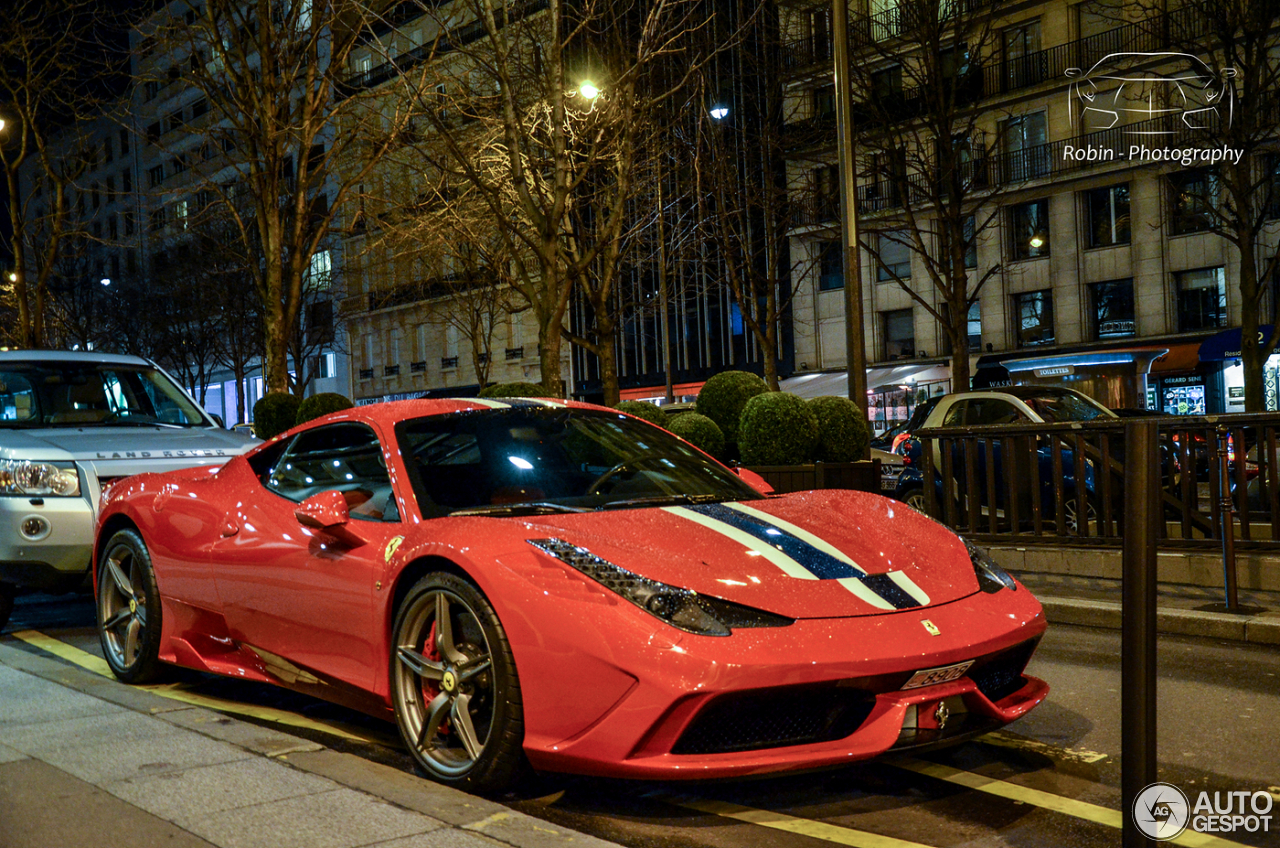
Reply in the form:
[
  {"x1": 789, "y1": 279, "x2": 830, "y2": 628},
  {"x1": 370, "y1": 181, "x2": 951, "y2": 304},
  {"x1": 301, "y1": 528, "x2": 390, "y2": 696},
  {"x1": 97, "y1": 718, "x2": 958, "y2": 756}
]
[{"x1": 914, "y1": 412, "x2": 1280, "y2": 552}]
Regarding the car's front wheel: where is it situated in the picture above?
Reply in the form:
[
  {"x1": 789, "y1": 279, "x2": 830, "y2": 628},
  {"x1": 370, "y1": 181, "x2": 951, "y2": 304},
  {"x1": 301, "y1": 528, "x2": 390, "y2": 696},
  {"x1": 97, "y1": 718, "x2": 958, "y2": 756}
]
[
  {"x1": 96, "y1": 529, "x2": 164, "y2": 683},
  {"x1": 901, "y1": 486, "x2": 927, "y2": 514},
  {"x1": 390, "y1": 573, "x2": 525, "y2": 793}
]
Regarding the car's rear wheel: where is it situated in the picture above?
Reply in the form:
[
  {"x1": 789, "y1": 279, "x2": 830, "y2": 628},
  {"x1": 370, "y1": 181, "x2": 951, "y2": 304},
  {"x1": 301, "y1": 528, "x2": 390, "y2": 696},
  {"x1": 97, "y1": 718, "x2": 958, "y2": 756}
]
[
  {"x1": 1063, "y1": 495, "x2": 1099, "y2": 536},
  {"x1": 390, "y1": 573, "x2": 525, "y2": 793},
  {"x1": 96, "y1": 529, "x2": 164, "y2": 683}
]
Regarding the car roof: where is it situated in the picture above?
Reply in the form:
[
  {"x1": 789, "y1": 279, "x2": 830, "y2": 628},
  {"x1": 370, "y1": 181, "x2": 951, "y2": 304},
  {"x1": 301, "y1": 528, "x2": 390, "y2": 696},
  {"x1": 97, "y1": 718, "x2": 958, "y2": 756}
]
[
  {"x1": 0, "y1": 350, "x2": 154, "y2": 366},
  {"x1": 1085, "y1": 52, "x2": 1216, "y2": 77}
]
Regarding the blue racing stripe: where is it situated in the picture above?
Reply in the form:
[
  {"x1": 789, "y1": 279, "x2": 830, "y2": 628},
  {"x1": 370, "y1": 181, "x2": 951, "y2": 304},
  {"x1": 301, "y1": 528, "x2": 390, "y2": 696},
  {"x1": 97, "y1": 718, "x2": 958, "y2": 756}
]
[
  {"x1": 687, "y1": 503, "x2": 861, "y2": 580},
  {"x1": 686, "y1": 503, "x2": 921, "y2": 610}
]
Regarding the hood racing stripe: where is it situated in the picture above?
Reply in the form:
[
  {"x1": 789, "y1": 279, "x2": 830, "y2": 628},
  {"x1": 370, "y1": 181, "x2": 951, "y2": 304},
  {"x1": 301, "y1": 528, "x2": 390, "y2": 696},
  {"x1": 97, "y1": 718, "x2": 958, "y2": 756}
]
[
  {"x1": 467, "y1": 399, "x2": 511, "y2": 409},
  {"x1": 664, "y1": 503, "x2": 926, "y2": 610}
]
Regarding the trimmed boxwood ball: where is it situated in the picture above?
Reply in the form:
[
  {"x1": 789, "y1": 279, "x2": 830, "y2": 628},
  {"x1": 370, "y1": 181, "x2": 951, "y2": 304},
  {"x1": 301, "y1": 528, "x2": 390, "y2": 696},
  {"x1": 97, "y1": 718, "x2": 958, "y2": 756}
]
[
  {"x1": 479, "y1": 381, "x2": 548, "y2": 399},
  {"x1": 738, "y1": 392, "x2": 819, "y2": 466},
  {"x1": 295, "y1": 392, "x2": 355, "y2": 426},
  {"x1": 614, "y1": 400, "x2": 667, "y2": 426},
  {"x1": 808, "y1": 395, "x2": 870, "y2": 462},
  {"x1": 666, "y1": 412, "x2": 725, "y2": 460},
  {"x1": 253, "y1": 393, "x2": 302, "y2": 440},
  {"x1": 695, "y1": 370, "x2": 768, "y2": 446}
]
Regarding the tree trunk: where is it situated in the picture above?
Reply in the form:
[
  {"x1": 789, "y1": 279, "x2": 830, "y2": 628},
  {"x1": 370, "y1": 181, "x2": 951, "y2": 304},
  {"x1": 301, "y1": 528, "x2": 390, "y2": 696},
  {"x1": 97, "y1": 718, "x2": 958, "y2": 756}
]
[{"x1": 538, "y1": 324, "x2": 563, "y2": 397}]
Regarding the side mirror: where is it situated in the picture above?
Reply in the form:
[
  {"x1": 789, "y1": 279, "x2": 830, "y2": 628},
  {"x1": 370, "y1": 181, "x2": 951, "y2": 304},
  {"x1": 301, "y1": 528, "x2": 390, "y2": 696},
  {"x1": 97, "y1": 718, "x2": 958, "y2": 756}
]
[
  {"x1": 736, "y1": 466, "x2": 775, "y2": 495},
  {"x1": 295, "y1": 490, "x2": 351, "y2": 529}
]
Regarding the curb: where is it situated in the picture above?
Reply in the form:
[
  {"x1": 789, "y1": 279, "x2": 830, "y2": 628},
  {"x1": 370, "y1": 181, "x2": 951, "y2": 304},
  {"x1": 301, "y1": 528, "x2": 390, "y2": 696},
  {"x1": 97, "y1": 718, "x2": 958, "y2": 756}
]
[
  {"x1": 0, "y1": 641, "x2": 624, "y2": 848},
  {"x1": 1039, "y1": 596, "x2": 1280, "y2": 645}
]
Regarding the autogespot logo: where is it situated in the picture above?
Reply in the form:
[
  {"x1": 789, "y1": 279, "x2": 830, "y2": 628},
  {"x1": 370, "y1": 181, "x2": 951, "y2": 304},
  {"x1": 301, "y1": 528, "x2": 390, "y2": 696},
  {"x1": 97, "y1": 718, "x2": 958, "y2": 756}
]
[
  {"x1": 1061, "y1": 52, "x2": 1244, "y2": 168},
  {"x1": 1134, "y1": 783, "x2": 1190, "y2": 840},
  {"x1": 1133, "y1": 782, "x2": 1276, "y2": 839}
]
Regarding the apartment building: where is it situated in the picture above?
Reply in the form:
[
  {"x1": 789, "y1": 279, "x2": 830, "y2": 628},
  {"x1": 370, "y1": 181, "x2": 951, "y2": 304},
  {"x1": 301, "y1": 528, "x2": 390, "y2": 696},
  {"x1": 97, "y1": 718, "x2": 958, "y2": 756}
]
[{"x1": 777, "y1": 0, "x2": 1279, "y2": 431}]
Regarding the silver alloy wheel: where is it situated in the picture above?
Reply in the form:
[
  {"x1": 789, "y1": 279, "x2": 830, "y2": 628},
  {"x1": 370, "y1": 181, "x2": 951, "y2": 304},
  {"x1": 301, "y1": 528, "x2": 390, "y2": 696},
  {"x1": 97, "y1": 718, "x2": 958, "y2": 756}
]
[
  {"x1": 1063, "y1": 496, "x2": 1098, "y2": 535},
  {"x1": 903, "y1": 488, "x2": 927, "y2": 513},
  {"x1": 98, "y1": 542, "x2": 148, "y2": 669},
  {"x1": 393, "y1": 588, "x2": 495, "y2": 777}
]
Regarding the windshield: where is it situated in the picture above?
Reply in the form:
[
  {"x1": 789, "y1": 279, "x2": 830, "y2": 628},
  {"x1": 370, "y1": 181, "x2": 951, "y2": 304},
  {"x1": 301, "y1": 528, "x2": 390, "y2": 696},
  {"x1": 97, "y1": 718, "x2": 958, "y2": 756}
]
[
  {"x1": 397, "y1": 408, "x2": 762, "y2": 515},
  {"x1": 0, "y1": 362, "x2": 210, "y2": 429},
  {"x1": 1022, "y1": 391, "x2": 1115, "y2": 423}
]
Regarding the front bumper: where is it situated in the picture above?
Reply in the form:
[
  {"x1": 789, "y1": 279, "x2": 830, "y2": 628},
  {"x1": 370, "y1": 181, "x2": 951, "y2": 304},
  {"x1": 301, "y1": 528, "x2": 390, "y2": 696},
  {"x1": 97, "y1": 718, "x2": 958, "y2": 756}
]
[
  {"x1": 519, "y1": 586, "x2": 1048, "y2": 780},
  {"x1": 0, "y1": 494, "x2": 95, "y2": 589}
]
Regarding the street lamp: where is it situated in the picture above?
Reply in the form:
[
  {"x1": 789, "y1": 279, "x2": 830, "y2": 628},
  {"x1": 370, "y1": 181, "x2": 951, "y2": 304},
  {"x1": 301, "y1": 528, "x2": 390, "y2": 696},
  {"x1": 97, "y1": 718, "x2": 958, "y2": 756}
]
[
  {"x1": 578, "y1": 80, "x2": 600, "y2": 100},
  {"x1": 100, "y1": 278, "x2": 111, "y2": 287},
  {"x1": 709, "y1": 104, "x2": 729, "y2": 120}
]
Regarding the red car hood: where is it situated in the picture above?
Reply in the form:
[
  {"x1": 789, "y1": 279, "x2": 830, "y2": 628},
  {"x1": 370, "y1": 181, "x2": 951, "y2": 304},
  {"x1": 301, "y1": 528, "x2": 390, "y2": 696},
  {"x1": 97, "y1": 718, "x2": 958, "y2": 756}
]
[{"x1": 513, "y1": 490, "x2": 981, "y2": 619}]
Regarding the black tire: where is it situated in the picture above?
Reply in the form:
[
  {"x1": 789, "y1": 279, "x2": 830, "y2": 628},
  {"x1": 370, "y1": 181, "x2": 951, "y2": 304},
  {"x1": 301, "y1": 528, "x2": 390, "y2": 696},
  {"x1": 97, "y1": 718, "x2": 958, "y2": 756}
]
[
  {"x1": 390, "y1": 573, "x2": 525, "y2": 793},
  {"x1": 96, "y1": 529, "x2": 164, "y2": 683},
  {"x1": 1063, "y1": 495, "x2": 1099, "y2": 536},
  {"x1": 0, "y1": 582, "x2": 15, "y2": 633}
]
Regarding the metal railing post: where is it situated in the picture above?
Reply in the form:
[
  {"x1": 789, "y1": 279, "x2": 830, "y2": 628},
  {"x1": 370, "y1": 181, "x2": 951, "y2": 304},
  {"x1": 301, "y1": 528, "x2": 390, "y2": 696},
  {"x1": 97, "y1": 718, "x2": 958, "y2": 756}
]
[
  {"x1": 1215, "y1": 424, "x2": 1239, "y2": 610},
  {"x1": 1122, "y1": 419, "x2": 1159, "y2": 848}
]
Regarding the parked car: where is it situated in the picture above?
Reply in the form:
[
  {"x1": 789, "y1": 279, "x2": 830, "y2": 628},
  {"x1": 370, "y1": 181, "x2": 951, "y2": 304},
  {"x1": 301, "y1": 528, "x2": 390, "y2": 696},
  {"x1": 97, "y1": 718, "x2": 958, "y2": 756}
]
[
  {"x1": 892, "y1": 386, "x2": 1111, "y2": 528},
  {"x1": 0, "y1": 351, "x2": 257, "y2": 629},
  {"x1": 94, "y1": 397, "x2": 1048, "y2": 791},
  {"x1": 870, "y1": 395, "x2": 944, "y2": 452}
]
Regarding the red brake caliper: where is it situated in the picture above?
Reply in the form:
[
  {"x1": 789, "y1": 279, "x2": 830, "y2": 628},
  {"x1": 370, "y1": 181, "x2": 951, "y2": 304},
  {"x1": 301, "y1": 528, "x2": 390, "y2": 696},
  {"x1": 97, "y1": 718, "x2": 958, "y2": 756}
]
[{"x1": 422, "y1": 620, "x2": 450, "y2": 736}]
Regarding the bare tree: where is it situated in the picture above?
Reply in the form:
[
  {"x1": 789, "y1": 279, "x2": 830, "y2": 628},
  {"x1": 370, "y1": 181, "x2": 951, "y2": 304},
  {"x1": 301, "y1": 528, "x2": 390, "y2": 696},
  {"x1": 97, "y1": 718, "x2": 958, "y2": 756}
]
[
  {"x1": 844, "y1": 0, "x2": 1013, "y2": 391},
  {"x1": 143, "y1": 0, "x2": 408, "y2": 395},
  {"x1": 0, "y1": 0, "x2": 106, "y2": 348},
  {"x1": 378, "y1": 0, "x2": 706, "y2": 403},
  {"x1": 1137, "y1": 1, "x2": 1280, "y2": 411}
]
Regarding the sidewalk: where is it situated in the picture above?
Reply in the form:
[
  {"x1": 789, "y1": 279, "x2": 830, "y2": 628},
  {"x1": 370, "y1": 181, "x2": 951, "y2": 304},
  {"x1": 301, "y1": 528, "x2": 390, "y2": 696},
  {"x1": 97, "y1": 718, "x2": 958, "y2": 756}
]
[
  {"x1": 1012, "y1": 570, "x2": 1280, "y2": 645},
  {"x1": 0, "y1": 642, "x2": 622, "y2": 848}
]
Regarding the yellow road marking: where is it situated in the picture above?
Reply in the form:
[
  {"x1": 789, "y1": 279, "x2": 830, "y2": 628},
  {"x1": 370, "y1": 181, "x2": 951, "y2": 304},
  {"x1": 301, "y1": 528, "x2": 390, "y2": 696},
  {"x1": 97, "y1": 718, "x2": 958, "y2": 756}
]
[
  {"x1": 660, "y1": 794, "x2": 938, "y2": 848},
  {"x1": 9, "y1": 630, "x2": 389, "y2": 746},
  {"x1": 894, "y1": 760, "x2": 1250, "y2": 848},
  {"x1": 978, "y1": 730, "x2": 1109, "y2": 764},
  {"x1": 12, "y1": 629, "x2": 114, "y2": 677}
]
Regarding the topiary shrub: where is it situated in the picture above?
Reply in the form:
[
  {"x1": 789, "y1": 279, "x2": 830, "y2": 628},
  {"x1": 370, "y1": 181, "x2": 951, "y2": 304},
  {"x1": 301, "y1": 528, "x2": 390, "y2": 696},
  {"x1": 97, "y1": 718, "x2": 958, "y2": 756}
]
[
  {"x1": 808, "y1": 395, "x2": 870, "y2": 462},
  {"x1": 695, "y1": 370, "x2": 768, "y2": 448},
  {"x1": 666, "y1": 412, "x2": 725, "y2": 460},
  {"x1": 614, "y1": 400, "x2": 667, "y2": 426},
  {"x1": 295, "y1": 392, "x2": 355, "y2": 426},
  {"x1": 738, "y1": 392, "x2": 819, "y2": 466},
  {"x1": 479, "y1": 381, "x2": 548, "y2": 399},
  {"x1": 253, "y1": 393, "x2": 302, "y2": 441}
]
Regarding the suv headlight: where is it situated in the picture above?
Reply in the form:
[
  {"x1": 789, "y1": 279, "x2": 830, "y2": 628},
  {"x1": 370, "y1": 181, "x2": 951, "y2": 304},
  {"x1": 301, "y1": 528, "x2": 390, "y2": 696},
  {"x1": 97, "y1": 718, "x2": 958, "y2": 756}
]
[
  {"x1": 528, "y1": 537, "x2": 794, "y2": 636},
  {"x1": 0, "y1": 460, "x2": 81, "y2": 497},
  {"x1": 964, "y1": 538, "x2": 1017, "y2": 593}
]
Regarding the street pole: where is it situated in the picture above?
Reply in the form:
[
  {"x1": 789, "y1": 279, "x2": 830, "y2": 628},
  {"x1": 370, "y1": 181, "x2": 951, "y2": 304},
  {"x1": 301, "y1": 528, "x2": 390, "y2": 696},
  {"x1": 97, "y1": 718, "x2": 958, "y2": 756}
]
[
  {"x1": 832, "y1": 0, "x2": 869, "y2": 438},
  {"x1": 1122, "y1": 418, "x2": 1159, "y2": 848}
]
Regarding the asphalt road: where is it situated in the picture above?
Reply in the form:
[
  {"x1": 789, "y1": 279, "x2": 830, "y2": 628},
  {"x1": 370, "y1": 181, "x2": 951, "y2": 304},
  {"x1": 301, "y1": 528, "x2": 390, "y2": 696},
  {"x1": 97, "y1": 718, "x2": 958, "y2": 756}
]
[{"x1": 4, "y1": 591, "x2": 1279, "y2": 848}]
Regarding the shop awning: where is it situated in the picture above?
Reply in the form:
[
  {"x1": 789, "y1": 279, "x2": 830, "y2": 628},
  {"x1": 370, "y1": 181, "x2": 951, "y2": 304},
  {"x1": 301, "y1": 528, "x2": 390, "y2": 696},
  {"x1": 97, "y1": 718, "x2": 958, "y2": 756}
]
[
  {"x1": 779, "y1": 362, "x2": 951, "y2": 398},
  {"x1": 1198, "y1": 326, "x2": 1275, "y2": 361},
  {"x1": 618, "y1": 380, "x2": 706, "y2": 401},
  {"x1": 1150, "y1": 343, "x2": 1203, "y2": 374}
]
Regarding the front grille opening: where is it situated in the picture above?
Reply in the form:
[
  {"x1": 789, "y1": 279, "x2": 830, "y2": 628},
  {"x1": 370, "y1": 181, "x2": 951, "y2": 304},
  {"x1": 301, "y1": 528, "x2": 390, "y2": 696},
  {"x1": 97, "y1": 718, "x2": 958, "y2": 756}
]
[
  {"x1": 672, "y1": 685, "x2": 876, "y2": 755},
  {"x1": 968, "y1": 638, "x2": 1039, "y2": 703}
]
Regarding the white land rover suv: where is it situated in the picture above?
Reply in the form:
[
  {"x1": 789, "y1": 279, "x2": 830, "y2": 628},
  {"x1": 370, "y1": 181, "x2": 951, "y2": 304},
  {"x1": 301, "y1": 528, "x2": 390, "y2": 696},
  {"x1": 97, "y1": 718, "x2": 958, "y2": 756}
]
[{"x1": 0, "y1": 351, "x2": 258, "y2": 629}]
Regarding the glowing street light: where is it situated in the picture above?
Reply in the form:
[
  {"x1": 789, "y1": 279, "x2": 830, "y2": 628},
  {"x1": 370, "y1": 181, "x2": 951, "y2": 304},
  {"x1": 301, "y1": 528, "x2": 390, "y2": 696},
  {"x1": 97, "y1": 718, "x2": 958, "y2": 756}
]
[
  {"x1": 709, "y1": 105, "x2": 729, "y2": 120},
  {"x1": 579, "y1": 80, "x2": 600, "y2": 100},
  {"x1": 100, "y1": 278, "x2": 111, "y2": 287}
]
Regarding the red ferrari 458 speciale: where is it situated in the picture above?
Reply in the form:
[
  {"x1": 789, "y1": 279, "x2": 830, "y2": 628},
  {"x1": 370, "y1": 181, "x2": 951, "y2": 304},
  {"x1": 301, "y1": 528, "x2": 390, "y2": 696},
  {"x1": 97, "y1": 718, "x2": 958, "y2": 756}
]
[{"x1": 93, "y1": 398, "x2": 1048, "y2": 791}]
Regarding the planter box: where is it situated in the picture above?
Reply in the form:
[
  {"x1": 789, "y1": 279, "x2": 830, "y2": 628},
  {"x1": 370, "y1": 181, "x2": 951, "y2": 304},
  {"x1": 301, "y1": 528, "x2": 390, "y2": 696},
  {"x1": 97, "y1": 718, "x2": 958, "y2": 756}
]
[{"x1": 745, "y1": 459, "x2": 882, "y2": 495}]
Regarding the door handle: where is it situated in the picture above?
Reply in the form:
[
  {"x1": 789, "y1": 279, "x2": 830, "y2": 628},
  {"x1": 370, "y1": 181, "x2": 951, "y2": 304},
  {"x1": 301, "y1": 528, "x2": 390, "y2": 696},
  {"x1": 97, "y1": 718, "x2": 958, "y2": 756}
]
[{"x1": 220, "y1": 522, "x2": 239, "y2": 538}]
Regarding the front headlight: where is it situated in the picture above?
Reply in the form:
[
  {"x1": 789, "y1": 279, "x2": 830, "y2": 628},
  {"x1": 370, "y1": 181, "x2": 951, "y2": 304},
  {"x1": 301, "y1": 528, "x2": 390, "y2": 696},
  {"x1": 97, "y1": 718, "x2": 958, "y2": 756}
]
[
  {"x1": 528, "y1": 537, "x2": 794, "y2": 636},
  {"x1": 964, "y1": 538, "x2": 1017, "y2": 593},
  {"x1": 0, "y1": 460, "x2": 81, "y2": 497}
]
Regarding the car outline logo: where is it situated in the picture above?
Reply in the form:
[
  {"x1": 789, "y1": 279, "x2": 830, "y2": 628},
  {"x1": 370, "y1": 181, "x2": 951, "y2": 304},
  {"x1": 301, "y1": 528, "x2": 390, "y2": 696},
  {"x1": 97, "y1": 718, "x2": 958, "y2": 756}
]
[{"x1": 1065, "y1": 52, "x2": 1235, "y2": 135}]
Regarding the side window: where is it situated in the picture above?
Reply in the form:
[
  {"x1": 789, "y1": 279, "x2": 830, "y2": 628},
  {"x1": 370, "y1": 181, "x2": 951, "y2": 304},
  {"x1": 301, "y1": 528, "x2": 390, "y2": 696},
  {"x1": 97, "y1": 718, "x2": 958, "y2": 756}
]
[
  {"x1": 266, "y1": 423, "x2": 398, "y2": 521},
  {"x1": 942, "y1": 401, "x2": 968, "y2": 427},
  {"x1": 972, "y1": 399, "x2": 1027, "y2": 426}
]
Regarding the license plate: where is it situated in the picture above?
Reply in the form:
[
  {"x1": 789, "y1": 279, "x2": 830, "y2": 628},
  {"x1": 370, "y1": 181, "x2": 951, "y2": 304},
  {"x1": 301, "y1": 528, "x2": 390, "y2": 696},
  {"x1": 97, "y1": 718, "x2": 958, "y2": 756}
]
[
  {"x1": 901, "y1": 660, "x2": 974, "y2": 690},
  {"x1": 880, "y1": 477, "x2": 898, "y2": 491}
]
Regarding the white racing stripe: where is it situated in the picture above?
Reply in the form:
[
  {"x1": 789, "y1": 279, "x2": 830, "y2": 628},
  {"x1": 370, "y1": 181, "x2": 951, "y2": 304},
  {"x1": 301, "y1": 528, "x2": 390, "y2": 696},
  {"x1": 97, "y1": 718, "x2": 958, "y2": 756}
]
[
  {"x1": 724, "y1": 502, "x2": 867, "y2": 574},
  {"x1": 466, "y1": 399, "x2": 511, "y2": 409},
  {"x1": 888, "y1": 571, "x2": 931, "y2": 606},
  {"x1": 662, "y1": 506, "x2": 816, "y2": 580}
]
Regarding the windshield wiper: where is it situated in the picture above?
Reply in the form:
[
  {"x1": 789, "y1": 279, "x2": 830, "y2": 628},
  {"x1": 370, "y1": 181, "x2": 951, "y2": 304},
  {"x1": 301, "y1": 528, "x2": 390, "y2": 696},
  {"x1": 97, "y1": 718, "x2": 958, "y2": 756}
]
[
  {"x1": 450, "y1": 502, "x2": 591, "y2": 516},
  {"x1": 599, "y1": 493, "x2": 723, "y2": 510}
]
